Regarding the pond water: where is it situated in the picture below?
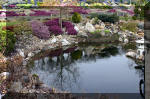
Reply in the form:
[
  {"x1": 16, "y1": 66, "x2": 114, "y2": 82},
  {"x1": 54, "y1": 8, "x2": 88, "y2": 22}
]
[{"x1": 27, "y1": 43, "x2": 143, "y2": 93}]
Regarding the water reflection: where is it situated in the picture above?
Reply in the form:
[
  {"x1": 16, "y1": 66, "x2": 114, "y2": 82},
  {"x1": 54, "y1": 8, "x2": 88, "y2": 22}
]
[{"x1": 28, "y1": 44, "x2": 143, "y2": 93}]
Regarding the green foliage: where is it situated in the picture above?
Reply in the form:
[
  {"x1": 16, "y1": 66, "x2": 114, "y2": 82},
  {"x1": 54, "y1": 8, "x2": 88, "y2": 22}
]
[
  {"x1": 72, "y1": 12, "x2": 82, "y2": 23},
  {"x1": 93, "y1": 17, "x2": 99, "y2": 25},
  {"x1": 16, "y1": 4, "x2": 33, "y2": 8},
  {"x1": 14, "y1": 22, "x2": 32, "y2": 35},
  {"x1": 71, "y1": 50, "x2": 82, "y2": 60},
  {"x1": 5, "y1": 31, "x2": 16, "y2": 55},
  {"x1": 90, "y1": 13, "x2": 119, "y2": 23},
  {"x1": 0, "y1": 30, "x2": 16, "y2": 55},
  {"x1": 90, "y1": 30, "x2": 101, "y2": 34},
  {"x1": 104, "y1": 30, "x2": 110, "y2": 34},
  {"x1": 132, "y1": 16, "x2": 137, "y2": 20},
  {"x1": 145, "y1": 2, "x2": 150, "y2": 21},
  {"x1": 0, "y1": 30, "x2": 7, "y2": 52},
  {"x1": 133, "y1": 5, "x2": 144, "y2": 20},
  {"x1": 120, "y1": 22, "x2": 138, "y2": 32}
]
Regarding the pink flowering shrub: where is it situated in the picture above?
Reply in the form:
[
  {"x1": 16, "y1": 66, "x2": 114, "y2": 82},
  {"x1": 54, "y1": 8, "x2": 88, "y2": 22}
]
[{"x1": 31, "y1": 20, "x2": 50, "y2": 39}]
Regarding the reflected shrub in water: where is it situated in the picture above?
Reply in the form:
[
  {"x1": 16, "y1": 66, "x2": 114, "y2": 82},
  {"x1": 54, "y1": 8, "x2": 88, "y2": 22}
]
[
  {"x1": 101, "y1": 46, "x2": 119, "y2": 56},
  {"x1": 123, "y1": 43, "x2": 137, "y2": 51},
  {"x1": 63, "y1": 46, "x2": 77, "y2": 53},
  {"x1": 31, "y1": 20, "x2": 50, "y2": 39},
  {"x1": 49, "y1": 49, "x2": 63, "y2": 57},
  {"x1": 71, "y1": 50, "x2": 82, "y2": 60}
]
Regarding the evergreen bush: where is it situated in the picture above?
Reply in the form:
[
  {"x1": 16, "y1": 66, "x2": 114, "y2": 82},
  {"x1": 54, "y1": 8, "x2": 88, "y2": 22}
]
[{"x1": 72, "y1": 12, "x2": 82, "y2": 23}]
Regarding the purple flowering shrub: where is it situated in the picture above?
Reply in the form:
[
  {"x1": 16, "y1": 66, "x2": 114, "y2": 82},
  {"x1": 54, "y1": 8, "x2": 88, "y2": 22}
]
[
  {"x1": 66, "y1": 27, "x2": 77, "y2": 35},
  {"x1": 122, "y1": 9, "x2": 134, "y2": 15},
  {"x1": 63, "y1": 46, "x2": 77, "y2": 53},
  {"x1": 44, "y1": 18, "x2": 63, "y2": 35},
  {"x1": 44, "y1": 18, "x2": 59, "y2": 26},
  {"x1": 108, "y1": 9, "x2": 116, "y2": 13},
  {"x1": 44, "y1": 19, "x2": 77, "y2": 35},
  {"x1": 62, "y1": 21, "x2": 77, "y2": 35},
  {"x1": 31, "y1": 20, "x2": 50, "y2": 39},
  {"x1": 71, "y1": 7, "x2": 88, "y2": 14},
  {"x1": 49, "y1": 25, "x2": 63, "y2": 35},
  {"x1": 30, "y1": 10, "x2": 51, "y2": 16},
  {"x1": 49, "y1": 48, "x2": 63, "y2": 57},
  {"x1": 6, "y1": 11, "x2": 19, "y2": 16}
]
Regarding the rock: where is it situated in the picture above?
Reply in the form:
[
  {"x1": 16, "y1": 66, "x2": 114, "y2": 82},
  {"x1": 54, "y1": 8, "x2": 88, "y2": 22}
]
[
  {"x1": 22, "y1": 75, "x2": 30, "y2": 83},
  {"x1": 126, "y1": 51, "x2": 136, "y2": 58},
  {"x1": 90, "y1": 18, "x2": 95, "y2": 24},
  {"x1": 28, "y1": 52, "x2": 34, "y2": 57},
  {"x1": 85, "y1": 46, "x2": 94, "y2": 56},
  {"x1": 101, "y1": 22, "x2": 105, "y2": 27},
  {"x1": 0, "y1": 72, "x2": 10, "y2": 81},
  {"x1": 18, "y1": 49, "x2": 25, "y2": 57},
  {"x1": 95, "y1": 24, "x2": 100, "y2": 29},
  {"x1": 124, "y1": 39, "x2": 129, "y2": 43},
  {"x1": 78, "y1": 31, "x2": 88, "y2": 37},
  {"x1": 138, "y1": 22, "x2": 144, "y2": 29},
  {"x1": 74, "y1": 26, "x2": 79, "y2": 32},
  {"x1": 62, "y1": 39, "x2": 70, "y2": 46},
  {"x1": 119, "y1": 37, "x2": 123, "y2": 42},
  {"x1": 10, "y1": 82, "x2": 23, "y2": 92},
  {"x1": 85, "y1": 22, "x2": 95, "y2": 32},
  {"x1": 100, "y1": 31, "x2": 105, "y2": 36},
  {"x1": 22, "y1": 60, "x2": 27, "y2": 66},
  {"x1": 51, "y1": 37, "x2": 57, "y2": 43}
]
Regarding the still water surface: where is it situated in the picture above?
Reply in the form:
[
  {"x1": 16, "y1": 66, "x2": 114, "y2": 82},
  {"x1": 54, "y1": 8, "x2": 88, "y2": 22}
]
[{"x1": 28, "y1": 44, "x2": 143, "y2": 93}]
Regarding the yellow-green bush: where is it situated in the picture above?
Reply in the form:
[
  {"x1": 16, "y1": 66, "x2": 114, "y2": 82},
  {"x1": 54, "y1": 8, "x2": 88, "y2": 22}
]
[{"x1": 72, "y1": 12, "x2": 82, "y2": 23}]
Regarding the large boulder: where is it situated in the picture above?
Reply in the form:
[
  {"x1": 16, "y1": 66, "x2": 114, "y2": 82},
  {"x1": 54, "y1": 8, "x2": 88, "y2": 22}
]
[
  {"x1": 126, "y1": 51, "x2": 136, "y2": 58},
  {"x1": 85, "y1": 22, "x2": 95, "y2": 33}
]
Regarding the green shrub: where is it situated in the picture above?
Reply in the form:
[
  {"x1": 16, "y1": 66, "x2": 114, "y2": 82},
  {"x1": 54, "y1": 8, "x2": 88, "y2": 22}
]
[
  {"x1": 120, "y1": 22, "x2": 138, "y2": 32},
  {"x1": 72, "y1": 12, "x2": 82, "y2": 23},
  {"x1": 0, "y1": 30, "x2": 16, "y2": 55},
  {"x1": 5, "y1": 31, "x2": 16, "y2": 55},
  {"x1": 93, "y1": 17, "x2": 99, "y2": 25},
  {"x1": 0, "y1": 30, "x2": 7, "y2": 52},
  {"x1": 134, "y1": 5, "x2": 144, "y2": 20},
  {"x1": 14, "y1": 22, "x2": 32, "y2": 35},
  {"x1": 132, "y1": 16, "x2": 137, "y2": 20},
  {"x1": 90, "y1": 13, "x2": 119, "y2": 23}
]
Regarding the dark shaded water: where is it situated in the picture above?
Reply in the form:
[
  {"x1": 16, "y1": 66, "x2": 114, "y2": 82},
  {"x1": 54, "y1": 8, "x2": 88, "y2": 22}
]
[{"x1": 28, "y1": 44, "x2": 143, "y2": 93}]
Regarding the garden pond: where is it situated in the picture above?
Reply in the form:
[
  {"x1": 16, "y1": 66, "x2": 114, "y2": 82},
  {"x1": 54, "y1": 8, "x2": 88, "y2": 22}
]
[{"x1": 27, "y1": 43, "x2": 144, "y2": 93}]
